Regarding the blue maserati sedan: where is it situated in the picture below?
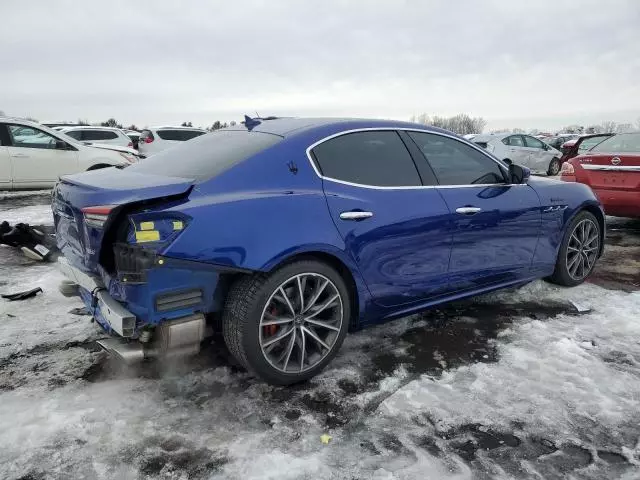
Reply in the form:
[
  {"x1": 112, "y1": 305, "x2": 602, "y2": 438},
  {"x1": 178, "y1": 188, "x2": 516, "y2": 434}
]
[{"x1": 53, "y1": 117, "x2": 604, "y2": 384}]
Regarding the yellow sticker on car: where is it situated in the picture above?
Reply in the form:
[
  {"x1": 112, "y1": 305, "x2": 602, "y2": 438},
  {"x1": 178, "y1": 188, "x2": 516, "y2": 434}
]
[
  {"x1": 135, "y1": 230, "x2": 160, "y2": 242},
  {"x1": 140, "y1": 221, "x2": 155, "y2": 231}
]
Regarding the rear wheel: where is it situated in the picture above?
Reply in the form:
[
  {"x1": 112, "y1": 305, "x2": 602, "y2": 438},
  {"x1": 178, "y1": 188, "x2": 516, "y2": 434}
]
[
  {"x1": 548, "y1": 211, "x2": 601, "y2": 286},
  {"x1": 222, "y1": 260, "x2": 350, "y2": 385},
  {"x1": 547, "y1": 157, "x2": 561, "y2": 176}
]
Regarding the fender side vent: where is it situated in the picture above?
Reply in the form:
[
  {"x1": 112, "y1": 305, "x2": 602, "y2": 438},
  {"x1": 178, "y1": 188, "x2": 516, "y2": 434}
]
[{"x1": 155, "y1": 289, "x2": 203, "y2": 312}]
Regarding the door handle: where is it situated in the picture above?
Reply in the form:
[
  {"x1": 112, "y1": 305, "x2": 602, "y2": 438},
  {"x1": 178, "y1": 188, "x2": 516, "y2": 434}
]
[
  {"x1": 455, "y1": 207, "x2": 482, "y2": 215},
  {"x1": 11, "y1": 153, "x2": 28, "y2": 158},
  {"x1": 340, "y1": 211, "x2": 373, "y2": 220}
]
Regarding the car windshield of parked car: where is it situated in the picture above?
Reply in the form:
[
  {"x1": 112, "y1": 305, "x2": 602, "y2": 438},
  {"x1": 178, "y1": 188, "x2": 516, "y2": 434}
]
[
  {"x1": 589, "y1": 134, "x2": 640, "y2": 153},
  {"x1": 578, "y1": 135, "x2": 610, "y2": 153},
  {"x1": 128, "y1": 130, "x2": 282, "y2": 180}
]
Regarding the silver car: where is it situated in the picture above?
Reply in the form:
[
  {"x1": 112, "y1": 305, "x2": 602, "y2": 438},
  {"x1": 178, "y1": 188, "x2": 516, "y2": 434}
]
[{"x1": 472, "y1": 133, "x2": 563, "y2": 176}]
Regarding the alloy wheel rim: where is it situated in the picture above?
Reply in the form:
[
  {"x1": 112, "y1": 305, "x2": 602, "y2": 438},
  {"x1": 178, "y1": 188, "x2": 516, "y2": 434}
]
[
  {"x1": 550, "y1": 160, "x2": 560, "y2": 175},
  {"x1": 566, "y1": 219, "x2": 599, "y2": 281},
  {"x1": 259, "y1": 273, "x2": 343, "y2": 374}
]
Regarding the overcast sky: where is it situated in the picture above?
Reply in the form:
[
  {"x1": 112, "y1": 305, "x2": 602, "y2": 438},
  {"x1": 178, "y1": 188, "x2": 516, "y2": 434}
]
[{"x1": 2, "y1": 0, "x2": 639, "y2": 131}]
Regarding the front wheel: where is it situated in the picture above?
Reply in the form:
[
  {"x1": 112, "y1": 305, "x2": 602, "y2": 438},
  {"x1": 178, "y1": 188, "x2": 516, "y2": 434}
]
[
  {"x1": 222, "y1": 260, "x2": 350, "y2": 385},
  {"x1": 547, "y1": 157, "x2": 561, "y2": 176},
  {"x1": 548, "y1": 211, "x2": 601, "y2": 287}
]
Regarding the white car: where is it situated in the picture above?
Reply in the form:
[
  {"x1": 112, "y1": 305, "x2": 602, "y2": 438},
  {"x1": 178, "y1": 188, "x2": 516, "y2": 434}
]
[
  {"x1": 0, "y1": 118, "x2": 139, "y2": 190},
  {"x1": 138, "y1": 126, "x2": 207, "y2": 157},
  {"x1": 59, "y1": 126, "x2": 133, "y2": 148},
  {"x1": 471, "y1": 133, "x2": 563, "y2": 176}
]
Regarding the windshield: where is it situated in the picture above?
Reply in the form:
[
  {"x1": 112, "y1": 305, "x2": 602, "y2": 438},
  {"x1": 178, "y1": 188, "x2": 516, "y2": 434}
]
[
  {"x1": 590, "y1": 133, "x2": 640, "y2": 153},
  {"x1": 127, "y1": 129, "x2": 282, "y2": 180}
]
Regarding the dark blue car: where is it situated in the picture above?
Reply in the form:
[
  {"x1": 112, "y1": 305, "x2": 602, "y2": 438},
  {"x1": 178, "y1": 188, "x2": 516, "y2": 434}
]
[{"x1": 53, "y1": 117, "x2": 604, "y2": 384}]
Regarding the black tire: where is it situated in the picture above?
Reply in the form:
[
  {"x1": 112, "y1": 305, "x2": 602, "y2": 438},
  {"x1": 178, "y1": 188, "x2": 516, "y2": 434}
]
[
  {"x1": 222, "y1": 260, "x2": 351, "y2": 385},
  {"x1": 547, "y1": 210, "x2": 601, "y2": 287},
  {"x1": 547, "y1": 157, "x2": 561, "y2": 176}
]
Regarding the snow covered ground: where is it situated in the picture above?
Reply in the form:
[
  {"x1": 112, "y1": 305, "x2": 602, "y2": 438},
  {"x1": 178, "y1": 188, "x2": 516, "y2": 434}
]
[{"x1": 1, "y1": 192, "x2": 639, "y2": 479}]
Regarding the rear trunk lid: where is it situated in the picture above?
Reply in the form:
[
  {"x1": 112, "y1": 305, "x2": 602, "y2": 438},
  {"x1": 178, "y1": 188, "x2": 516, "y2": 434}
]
[
  {"x1": 53, "y1": 168, "x2": 194, "y2": 272},
  {"x1": 576, "y1": 152, "x2": 640, "y2": 191}
]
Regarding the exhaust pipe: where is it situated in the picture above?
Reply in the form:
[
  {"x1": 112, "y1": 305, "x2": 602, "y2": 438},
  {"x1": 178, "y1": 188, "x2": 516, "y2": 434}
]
[
  {"x1": 96, "y1": 313, "x2": 206, "y2": 364},
  {"x1": 97, "y1": 337, "x2": 145, "y2": 363}
]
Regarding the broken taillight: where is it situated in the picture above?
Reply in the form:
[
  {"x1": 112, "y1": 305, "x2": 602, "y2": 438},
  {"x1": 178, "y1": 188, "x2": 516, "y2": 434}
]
[{"x1": 82, "y1": 205, "x2": 116, "y2": 229}]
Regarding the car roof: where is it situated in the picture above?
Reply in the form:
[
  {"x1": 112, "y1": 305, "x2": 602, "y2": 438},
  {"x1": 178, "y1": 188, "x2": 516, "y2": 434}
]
[
  {"x1": 148, "y1": 126, "x2": 207, "y2": 131},
  {"x1": 226, "y1": 117, "x2": 456, "y2": 138},
  {"x1": 61, "y1": 126, "x2": 124, "y2": 131},
  {"x1": 471, "y1": 133, "x2": 510, "y2": 142}
]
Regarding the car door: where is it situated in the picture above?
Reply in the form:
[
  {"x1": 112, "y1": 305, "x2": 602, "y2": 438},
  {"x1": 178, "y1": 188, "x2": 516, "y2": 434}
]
[
  {"x1": 503, "y1": 135, "x2": 530, "y2": 164},
  {"x1": 0, "y1": 124, "x2": 12, "y2": 188},
  {"x1": 407, "y1": 131, "x2": 542, "y2": 292},
  {"x1": 523, "y1": 135, "x2": 553, "y2": 173},
  {"x1": 311, "y1": 129, "x2": 453, "y2": 307},
  {"x1": 7, "y1": 124, "x2": 79, "y2": 188}
]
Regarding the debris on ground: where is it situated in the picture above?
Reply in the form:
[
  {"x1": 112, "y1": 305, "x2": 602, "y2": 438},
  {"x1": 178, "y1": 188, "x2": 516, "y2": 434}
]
[
  {"x1": 1, "y1": 286, "x2": 43, "y2": 301},
  {"x1": 0, "y1": 221, "x2": 57, "y2": 262}
]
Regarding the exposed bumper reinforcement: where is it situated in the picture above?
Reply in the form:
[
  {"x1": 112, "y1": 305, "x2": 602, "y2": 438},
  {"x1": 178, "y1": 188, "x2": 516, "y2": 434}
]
[{"x1": 57, "y1": 257, "x2": 136, "y2": 337}]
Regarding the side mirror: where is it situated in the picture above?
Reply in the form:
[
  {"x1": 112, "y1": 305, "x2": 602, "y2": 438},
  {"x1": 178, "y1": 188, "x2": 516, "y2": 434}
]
[
  {"x1": 55, "y1": 139, "x2": 68, "y2": 150},
  {"x1": 509, "y1": 164, "x2": 530, "y2": 184}
]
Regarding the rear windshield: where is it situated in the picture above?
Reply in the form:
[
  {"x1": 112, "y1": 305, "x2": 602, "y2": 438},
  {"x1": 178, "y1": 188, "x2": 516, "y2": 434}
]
[
  {"x1": 590, "y1": 134, "x2": 640, "y2": 153},
  {"x1": 156, "y1": 129, "x2": 205, "y2": 141},
  {"x1": 127, "y1": 130, "x2": 282, "y2": 181}
]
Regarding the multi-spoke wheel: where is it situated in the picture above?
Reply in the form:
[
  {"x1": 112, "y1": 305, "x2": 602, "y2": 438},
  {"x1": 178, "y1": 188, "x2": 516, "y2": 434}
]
[
  {"x1": 548, "y1": 211, "x2": 602, "y2": 287},
  {"x1": 222, "y1": 260, "x2": 350, "y2": 385}
]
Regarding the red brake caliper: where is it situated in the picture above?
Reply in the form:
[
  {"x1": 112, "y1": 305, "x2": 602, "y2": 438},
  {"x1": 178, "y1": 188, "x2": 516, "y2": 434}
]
[{"x1": 264, "y1": 305, "x2": 278, "y2": 336}]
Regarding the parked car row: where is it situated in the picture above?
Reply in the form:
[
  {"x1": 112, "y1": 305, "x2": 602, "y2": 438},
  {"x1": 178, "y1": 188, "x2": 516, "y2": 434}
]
[{"x1": 47, "y1": 125, "x2": 208, "y2": 157}]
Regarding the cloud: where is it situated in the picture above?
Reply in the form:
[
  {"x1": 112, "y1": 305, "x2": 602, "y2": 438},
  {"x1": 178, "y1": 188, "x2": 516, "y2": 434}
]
[{"x1": 1, "y1": 0, "x2": 639, "y2": 130}]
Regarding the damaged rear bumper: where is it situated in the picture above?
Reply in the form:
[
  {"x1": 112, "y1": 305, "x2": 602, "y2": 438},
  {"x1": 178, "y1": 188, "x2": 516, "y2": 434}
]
[{"x1": 57, "y1": 257, "x2": 208, "y2": 361}]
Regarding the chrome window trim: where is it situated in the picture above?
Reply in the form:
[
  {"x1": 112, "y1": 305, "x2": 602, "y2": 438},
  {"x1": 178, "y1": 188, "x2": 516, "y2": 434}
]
[
  {"x1": 581, "y1": 164, "x2": 640, "y2": 172},
  {"x1": 305, "y1": 127, "x2": 524, "y2": 190}
]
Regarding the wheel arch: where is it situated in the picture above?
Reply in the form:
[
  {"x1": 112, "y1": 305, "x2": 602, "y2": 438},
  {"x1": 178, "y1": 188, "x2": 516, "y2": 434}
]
[
  {"x1": 565, "y1": 200, "x2": 606, "y2": 258},
  {"x1": 262, "y1": 248, "x2": 369, "y2": 331}
]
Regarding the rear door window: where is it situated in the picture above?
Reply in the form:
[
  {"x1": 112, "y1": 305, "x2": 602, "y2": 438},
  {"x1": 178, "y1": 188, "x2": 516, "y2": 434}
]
[
  {"x1": 64, "y1": 130, "x2": 84, "y2": 140},
  {"x1": 408, "y1": 131, "x2": 506, "y2": 185},
  {"x1": 156, "y1": 129, "x2": 205, "y2": 141},
  {"x1": 83, "y1": 130, "x2": 118, "y2": 141},
  {"x1": 128, "y1": 130, "x2": 281, "y2": 180},
  {"x1": 311, "y1": 131, "x2": 421, "y2": 187}
]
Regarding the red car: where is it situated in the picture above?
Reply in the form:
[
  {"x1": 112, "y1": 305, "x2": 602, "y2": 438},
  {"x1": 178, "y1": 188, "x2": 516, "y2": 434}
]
[
  {"x1": 561, "y1": 133, "x2": 640, "y2": 218},
  {"x1": 560, "y1": 133, "x2": 614, "y2": 163}
]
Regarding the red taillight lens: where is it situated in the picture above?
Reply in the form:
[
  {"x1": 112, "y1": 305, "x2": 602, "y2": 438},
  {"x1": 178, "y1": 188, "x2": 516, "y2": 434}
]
[
  {"x1": 82, "y1": 205, "x2": 116, "y2": 229},
  {"x1": 560, "y1": 162, "x2": 575, "y2": 175},
  {"x1": 128, "y1": 141, "x2": 133, "y2": 147},
  {"x1": 144, "y1": 137, "x2": 153, "y2": 144}
]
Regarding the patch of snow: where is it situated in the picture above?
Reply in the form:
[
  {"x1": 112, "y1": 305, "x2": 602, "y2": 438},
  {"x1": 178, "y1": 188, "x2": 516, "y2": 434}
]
[
  {"x1": 0, "y1": 204, "x2": 53, "y2": 225},
  {"x1": 0, "y1": 190, "x2": 51, "y2": 200}
]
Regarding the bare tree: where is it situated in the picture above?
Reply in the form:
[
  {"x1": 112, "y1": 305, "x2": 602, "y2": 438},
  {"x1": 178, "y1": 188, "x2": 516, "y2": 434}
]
[
  {"x1": 512, "y1": 128, "x2": 525, "y2": 134},
  {"x1": 600, "y1": 120, "x2": 617, "y2": 133},
  {"x1": 616, "y1": 123, "x2": 633, "y2": 133},
  {"x1": 411, "y1": 113, "x2": 486, "y2": 135}
]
